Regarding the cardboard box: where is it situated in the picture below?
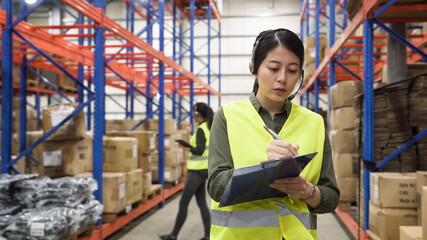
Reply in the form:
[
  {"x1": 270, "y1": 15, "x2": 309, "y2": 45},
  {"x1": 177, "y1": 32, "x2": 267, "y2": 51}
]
[
  {"x1": 25, "y1": 131, "x2": 44, "y2": 174},
  {"x1": 333, "y1": 153, "x2": 358, "y2": 177},
  {"x1": 330, "y1": 81, "x2": 363, "y2": 109},
  {"x1": 330, "y1": 107, "x2": 357, "y2": 130},
  {"x1": 164, "y1": 118, "x2": 177, "y2": 135},
  {"x1": 140, "y1": 154, "x2": 152, "y2": 173},
  {"x1": 107, "y1": 131, "x2": 156, "y2": 155},
  {"x1": 151, "y1": 165, "x2": 182, "y2": 183},
  {"x1": 416, "y1": 171, "x2": 427, "y2": 225},
  {"x1": 142, "y1": 171, "x2": 152, "y2": 193},
  {"x1": 164, "y1": 149, "x2": 182, "y2": 167},
  {"x1": 369, "y1": 202, "x2": 417, "y2": 240},
  {"x1": 126, "y1": 169, "x2": 143, "y2": 205},
  {"x1": 336, "y1": 176, "x2": 358, "y2": 201},
  {"x1": 399, "y1": 226, "x2": 422, "y2": 240},
  {"x1": 106, "y1": 119, "x2": 144, "y2": 131},
  {"x1": 329, "y1": 129, "x2": 358, "y2": 154},
  {"x1": 423, "y1": 187, "x2": 427, "y2": 240},
  {"x1": 41, "y1": 136, "x2": 93, "y2": 177},
  {"x1": 103, "y1": 136, "x2": 138, "y2": 172},
  {"x1": 75, "y1": 172, "x2": 126, "y2": 213},
  {"x1": 142, "y1": 118, "x2": 159, "y2": 131},
  {"x1": 42, "y1": 103, "x2": 86, "y2": 141},
  {"x1": 370, "y1": 172, "x2": 416, "y2": 208}
]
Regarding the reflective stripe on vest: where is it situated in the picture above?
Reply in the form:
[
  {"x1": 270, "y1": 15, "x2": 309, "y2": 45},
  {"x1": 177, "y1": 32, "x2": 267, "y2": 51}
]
[
  {"x1": 211, "y1": 99, "x2": 325, "y2": 240},
  {"x1": 277, "y1": 202, "x2": 317, "y2": 230},
  {"x1": 211, "y1": 203, "x2": 316, "y2": 230},
  {"x1": 188, "y1": 122, "x2": 210, "y2": 170}
]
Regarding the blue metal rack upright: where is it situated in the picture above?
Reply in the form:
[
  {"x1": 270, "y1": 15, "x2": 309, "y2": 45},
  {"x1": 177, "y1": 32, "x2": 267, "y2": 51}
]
[{"x1": 299, "y1": 0, "x2": 427, "y2": 238}]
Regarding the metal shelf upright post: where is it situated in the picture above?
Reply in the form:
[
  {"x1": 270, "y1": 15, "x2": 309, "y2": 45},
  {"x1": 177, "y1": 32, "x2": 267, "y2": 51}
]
[
  {"x1": 299, "y1": 0, "x2": 329, "y2": 113},
  {"x1": 1, "y1": 0, "x2": 14, "y2": 174},
  {"x1": 300, "y1": 0, "x2": 427, "y2": 238}
]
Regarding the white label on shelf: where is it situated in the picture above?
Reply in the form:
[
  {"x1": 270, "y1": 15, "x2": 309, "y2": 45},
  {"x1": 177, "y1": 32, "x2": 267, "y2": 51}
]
[
  {"x1": 119, "y1": 183, "x2": 125, "y2": 199},
  {"x1": 164, "y1": 139, "x2": 170, "y2": 147},
  {"x1": 164, "y1": 171, "x2": 171, "y2": 179},
  {"x1": 148, "y1": 155, "x2": 152, "y2": 163},
  {"x1": 374, "y1": 184, "x2": 379, "y2": 199},
  {"x1": 43, "y1": 151, "x2": 62, "y2": 167},
  {"x1": 149, "y1": 137, "x2": 155, "y2": 149},
  {"x1": 30, "y1": 222, "x2": 45, "y2": 236},
  {"x1": 125, "y1": 205, "x2": 132, "y2": 214},
  {"x1": 133, "y1": 144, "x2": 137, "y2": 158},
  {"x1": 51, "y1": 107, "x2": 74, "y2": 127},
  {"x1": 13, "y1": 133, "x2": 18, "y2": 139}
]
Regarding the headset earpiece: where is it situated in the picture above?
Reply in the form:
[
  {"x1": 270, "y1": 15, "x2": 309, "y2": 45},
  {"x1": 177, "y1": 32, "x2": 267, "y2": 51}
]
[{"x1": 288, "y1": 70, "x2": 304, "y2": 100}]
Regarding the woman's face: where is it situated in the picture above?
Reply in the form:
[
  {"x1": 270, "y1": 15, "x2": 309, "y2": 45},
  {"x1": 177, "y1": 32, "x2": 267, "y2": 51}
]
[{"x1": 255, "y1": 45, "x2": 301, "y2": 106}]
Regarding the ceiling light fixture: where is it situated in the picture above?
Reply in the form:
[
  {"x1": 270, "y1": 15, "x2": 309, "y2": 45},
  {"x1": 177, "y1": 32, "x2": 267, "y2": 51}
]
[{"x1": 25, "y1": 0, "x2": 37, "y2": 5}]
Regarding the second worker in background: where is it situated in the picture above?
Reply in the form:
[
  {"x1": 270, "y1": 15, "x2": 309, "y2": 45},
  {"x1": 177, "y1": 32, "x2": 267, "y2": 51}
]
[{"x1": 159, "y1": 102, "x2": 214, "y2": 240}]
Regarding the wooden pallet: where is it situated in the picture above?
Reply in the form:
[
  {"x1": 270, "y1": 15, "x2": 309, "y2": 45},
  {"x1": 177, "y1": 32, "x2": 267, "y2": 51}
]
[
  {"x1": 103, "y1": 209, "x2": 128, "y2": 223},
  {"x1": 142, "y1": 184, "x2": 163, "y2": 203},
  {"x1": 62, "y1": 224, "x2": 94, "y2": 240},
  {"x1": 338, "y1": 201, "x2": 356, "y2": 212},
  {"x1": 164, "y1": 178, "x2": 181, "y2": 189}
]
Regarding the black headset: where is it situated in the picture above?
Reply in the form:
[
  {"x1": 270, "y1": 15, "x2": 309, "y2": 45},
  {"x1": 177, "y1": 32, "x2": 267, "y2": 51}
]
[{"x1": 249, "y1": 28, "x2": 304, "y2": 100}]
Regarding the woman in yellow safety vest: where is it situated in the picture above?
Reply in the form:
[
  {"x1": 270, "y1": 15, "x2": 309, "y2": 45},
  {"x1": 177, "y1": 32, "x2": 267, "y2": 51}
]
[
  {"x1": 207, "y1": 28, "x2": 340, "y2": 240},
  {"x1": 159, "y1": 102, "x2": 214, "y2": 240}
]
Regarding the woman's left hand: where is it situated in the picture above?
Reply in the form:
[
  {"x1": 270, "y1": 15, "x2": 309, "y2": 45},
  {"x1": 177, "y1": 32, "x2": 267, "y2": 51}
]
[{"x1": 269, "y1": 175, "x2": 311, "y2": 199}]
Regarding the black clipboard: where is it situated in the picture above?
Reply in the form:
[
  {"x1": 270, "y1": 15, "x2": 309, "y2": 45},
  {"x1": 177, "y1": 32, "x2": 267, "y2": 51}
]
[
  {"x1": 175, "y1": 139, "x2": 191, "y2": 148},
  {"x1": 219, "y1": 152, "x2": 317, "y2": 207}
]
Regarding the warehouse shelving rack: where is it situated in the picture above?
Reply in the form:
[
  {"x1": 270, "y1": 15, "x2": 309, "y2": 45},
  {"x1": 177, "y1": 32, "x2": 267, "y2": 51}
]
[
  {"x1": 299, "y1": 0, "x2": 427, "y2": 239},
  {"x1": 1, "y1": 0, "x2": 221, "y2": 238}
]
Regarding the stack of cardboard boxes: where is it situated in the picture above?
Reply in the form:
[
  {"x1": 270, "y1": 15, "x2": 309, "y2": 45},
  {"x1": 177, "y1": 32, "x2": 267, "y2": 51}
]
[
  {"x1": 27, "y1": 103, "x2": 93, "y2": 177},
  {"x1": 106, "y1": 130, "x2": 156, "y2": 198},
  {"x1": 303, "y1": 36, "x2": 327, "y2": 87},
  {"x1": 329, "y1": 81, "x2": 363, "y2": 205},
  {"x1": 151, "y1": 118, "x2": 187, "y2": 184},
  {"x1": 368, "y1": 172, "x2": 418, "y2": 240}
]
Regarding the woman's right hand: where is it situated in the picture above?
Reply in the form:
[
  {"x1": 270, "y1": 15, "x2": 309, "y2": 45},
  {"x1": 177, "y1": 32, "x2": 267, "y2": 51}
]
[{"x1": 266, "y1": 140, "x2": 299, "y2": 161}]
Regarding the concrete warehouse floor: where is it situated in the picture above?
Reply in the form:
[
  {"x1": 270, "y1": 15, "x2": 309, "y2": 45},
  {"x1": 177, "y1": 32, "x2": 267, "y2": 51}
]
[{"x1": 107, "y1": 191, "x2": 353, "y2": 240}]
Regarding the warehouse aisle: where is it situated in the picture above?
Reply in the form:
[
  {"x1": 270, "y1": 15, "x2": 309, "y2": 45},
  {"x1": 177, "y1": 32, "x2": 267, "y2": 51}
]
[{"x1": 107, "y1": 192, "x2": 352, "y2": 240}]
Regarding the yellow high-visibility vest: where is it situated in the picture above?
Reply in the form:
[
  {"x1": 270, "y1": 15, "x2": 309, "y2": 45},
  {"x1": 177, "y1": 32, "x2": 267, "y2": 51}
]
[
  {"x1": 211, "y1": 99, "x2": 325, "y2": 240},
  {"x1": 188, "y1": 122, "x2": 210, "y2": 170}
]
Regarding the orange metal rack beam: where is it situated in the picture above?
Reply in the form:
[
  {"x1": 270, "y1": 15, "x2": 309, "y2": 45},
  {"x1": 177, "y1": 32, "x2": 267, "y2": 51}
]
[
  {"x1": 0, "y1": 10, "x2": 148, "y2": 90},
  {"x1": 59, "y1": 0, "x2": 219, "y2": 96}
]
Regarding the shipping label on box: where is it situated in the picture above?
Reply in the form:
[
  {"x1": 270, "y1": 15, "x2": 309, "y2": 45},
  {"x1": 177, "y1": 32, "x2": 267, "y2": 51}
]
[
  {"x1": 40, "y1": 136, "x2": 93, "y2": 177},
  {"x1": 371, "y1": 172, "x2": 417, "y2": 208},
  {"x1": 42, "y1": 103, "x2": 86, "y2": 141}
]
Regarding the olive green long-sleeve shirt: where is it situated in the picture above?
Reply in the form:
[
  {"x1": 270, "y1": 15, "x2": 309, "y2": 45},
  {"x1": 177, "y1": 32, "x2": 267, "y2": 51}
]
[{"x1": 207, "y1": 94, "x2": 340, "y2": 213}]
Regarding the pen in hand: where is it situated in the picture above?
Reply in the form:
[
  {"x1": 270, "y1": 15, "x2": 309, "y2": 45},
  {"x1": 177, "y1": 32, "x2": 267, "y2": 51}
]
[
  {"x1": 263, "y1": 125, "x2": 283, "y2": 141},
  {"x1": 263, "y1": 125, "x2": 297, "y2": 157}
]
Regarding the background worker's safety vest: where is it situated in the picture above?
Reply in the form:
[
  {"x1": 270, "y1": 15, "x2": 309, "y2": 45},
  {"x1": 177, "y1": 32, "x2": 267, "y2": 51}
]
[
  {"x1": 187, "y1": 122, "x2": 210, "y2": 170},
  {"x1": 211, "y1": 99, "x2": 325, "y2": 240}
]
